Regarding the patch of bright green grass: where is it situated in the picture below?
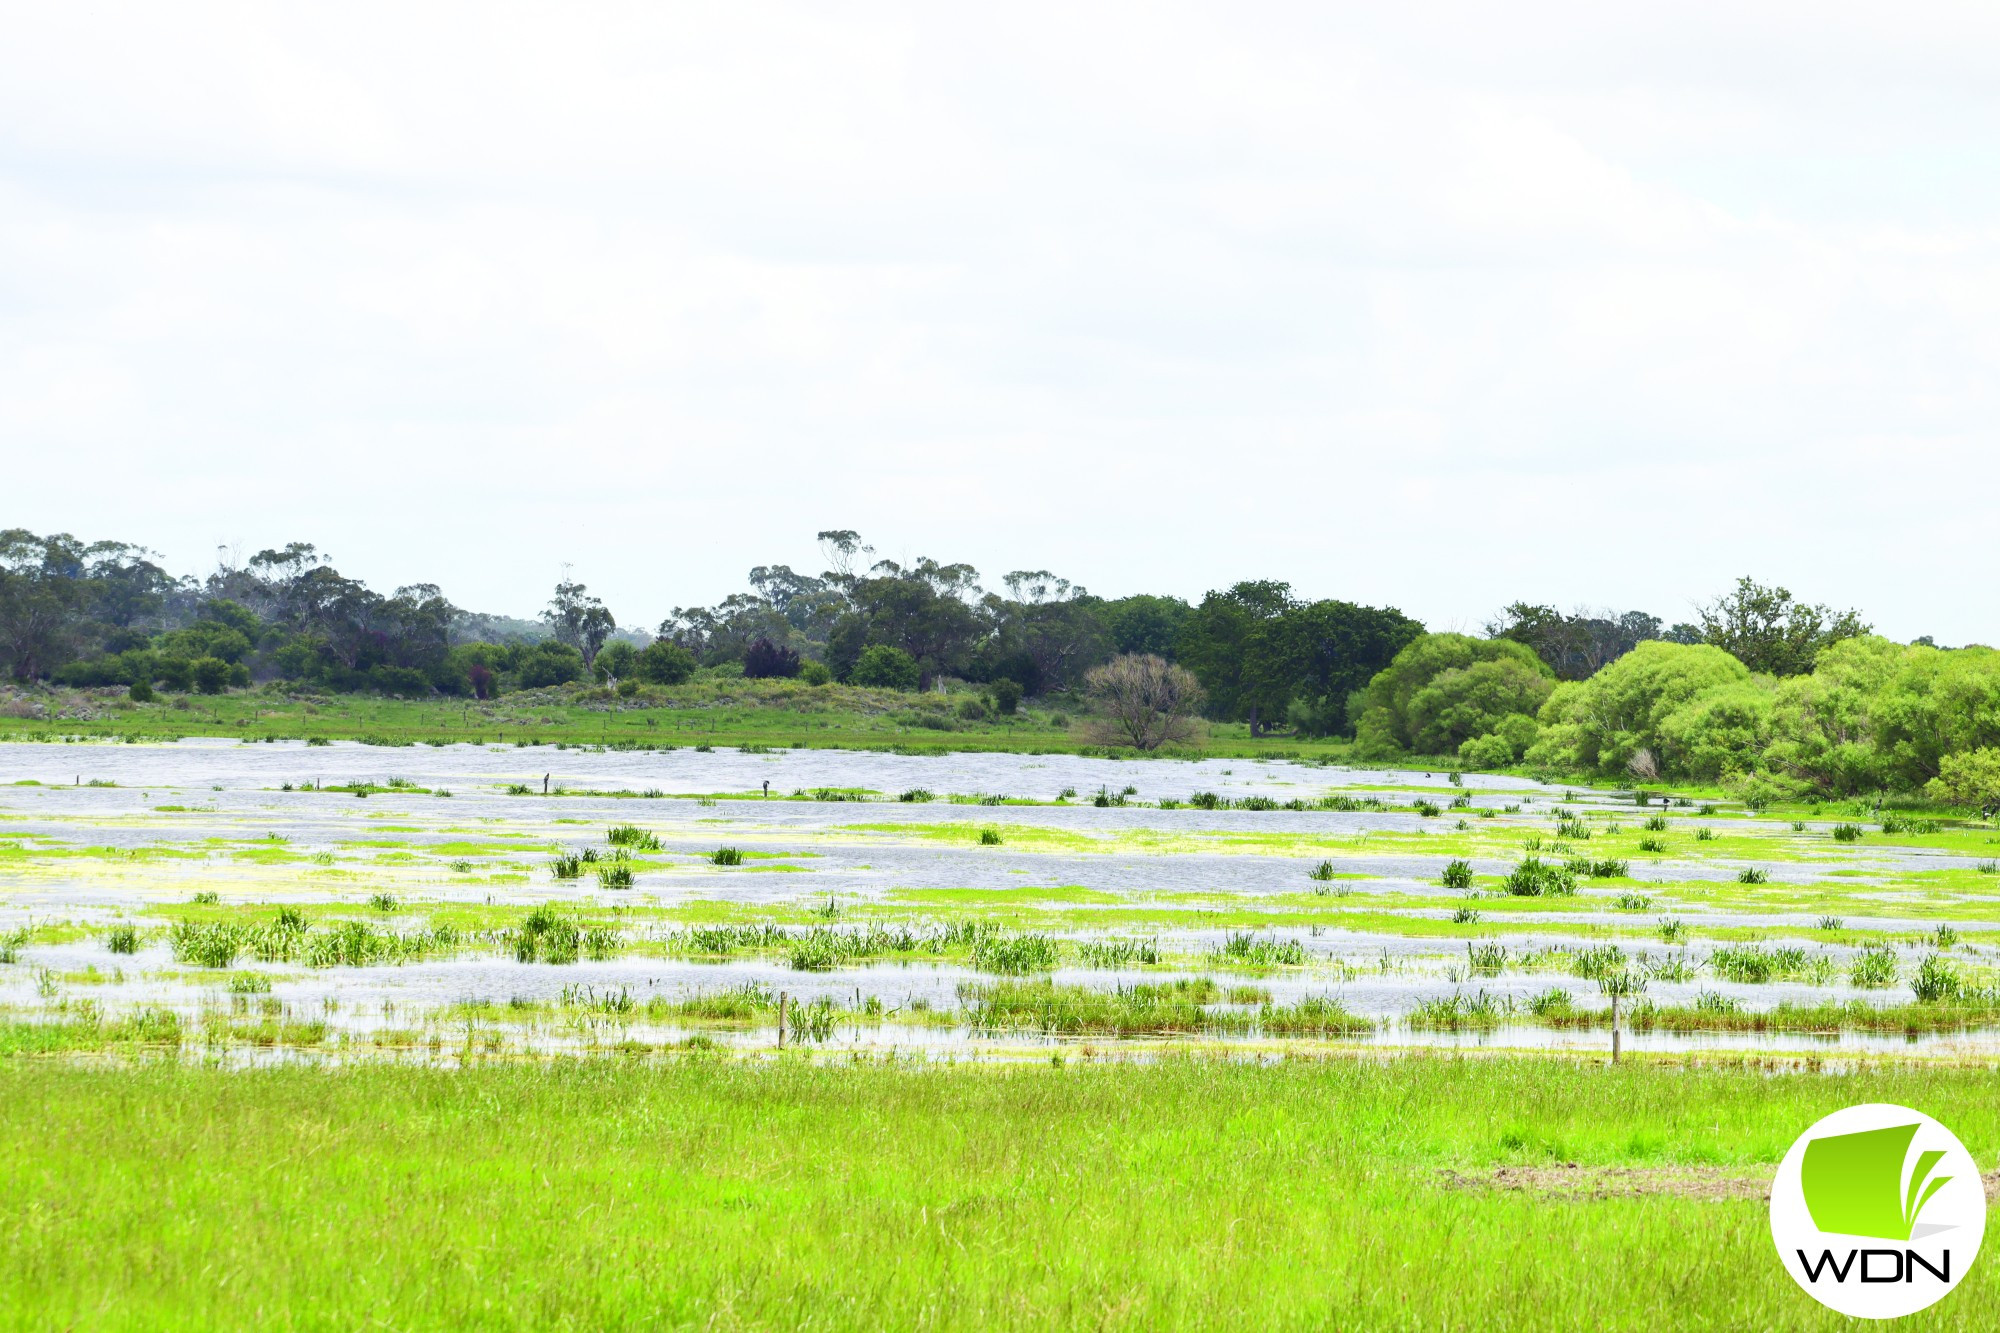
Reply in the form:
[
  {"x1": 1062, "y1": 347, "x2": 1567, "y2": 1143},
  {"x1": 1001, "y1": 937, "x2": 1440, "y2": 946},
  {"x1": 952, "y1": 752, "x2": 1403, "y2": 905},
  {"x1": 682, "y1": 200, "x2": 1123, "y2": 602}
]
[{"x1": 1, "y1": 1059, "x2": 1998, "y2": 1327}]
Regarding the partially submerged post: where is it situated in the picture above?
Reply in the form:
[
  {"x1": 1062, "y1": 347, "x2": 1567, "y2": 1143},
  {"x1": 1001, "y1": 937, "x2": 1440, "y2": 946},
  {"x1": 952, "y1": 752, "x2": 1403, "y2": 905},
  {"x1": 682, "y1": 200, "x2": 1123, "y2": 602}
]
[
  {"x1": 1599, "y1": 970, "x2": 1641, "y2": 1065},
  {"x1": 777, "y1": 991, "x2": 788, "y2": 1049}
]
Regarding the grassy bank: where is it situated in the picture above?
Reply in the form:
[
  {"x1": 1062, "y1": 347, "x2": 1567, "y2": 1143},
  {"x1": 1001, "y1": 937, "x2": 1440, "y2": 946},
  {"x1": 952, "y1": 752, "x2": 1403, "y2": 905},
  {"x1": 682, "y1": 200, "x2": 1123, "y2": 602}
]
[
  {"x1": 1, "y1": 1056, "x2": 1995, "y2": 1329},
  {"x1": 0, "y1": 681, "x2": 1366, "y2": 760}
]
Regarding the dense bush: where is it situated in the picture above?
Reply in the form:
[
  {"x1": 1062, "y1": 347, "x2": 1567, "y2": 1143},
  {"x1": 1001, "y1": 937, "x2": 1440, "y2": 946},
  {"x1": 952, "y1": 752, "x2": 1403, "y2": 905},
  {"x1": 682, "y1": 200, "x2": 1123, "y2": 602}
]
[
  {"x1": 189, "y1": 656, "x2": 234, "y2": 695},
  {"x1": 799, "y1": 660, "x2": 832, "y2": 686},
  {"x1": 849, "y1": 644, "x2": 920, "y2": 691},
  {"x1": 634, "y1": 640, "x2": 697, "y2": 686},
  {"x1": 514, "y1": 640, "x2": 585, "y2": 689},
  {"x1": 742, "y1": 637, "x2": 802, "y2": 679},
  {"x1": 1527, "y1": 641, "x2": 1753, "y2": 777},
  {"x1": 1350, "y1": 634, "x2": 1553, "y2": 759},
  {"x1": 593, "y1": 640, "x2": 638, "y2": 682},
  {"x1": 991, "y1": 677, "x2": 1023, "y2": 715}
]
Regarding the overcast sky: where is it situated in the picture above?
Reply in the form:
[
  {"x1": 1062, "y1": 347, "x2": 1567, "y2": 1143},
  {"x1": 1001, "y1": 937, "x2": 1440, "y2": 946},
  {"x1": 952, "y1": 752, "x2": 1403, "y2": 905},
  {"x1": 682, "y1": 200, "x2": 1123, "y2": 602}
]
[{"x1": 5, "y1": 3, "x2": 1997, "y2": 641}]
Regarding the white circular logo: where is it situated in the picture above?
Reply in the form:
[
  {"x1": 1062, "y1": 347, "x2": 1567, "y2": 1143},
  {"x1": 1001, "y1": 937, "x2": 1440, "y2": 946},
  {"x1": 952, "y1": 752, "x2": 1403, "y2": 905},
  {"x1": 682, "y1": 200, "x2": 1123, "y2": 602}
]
[{"x1": 1770, "y1": 1103, "x2": 1985, "y2": 1320}]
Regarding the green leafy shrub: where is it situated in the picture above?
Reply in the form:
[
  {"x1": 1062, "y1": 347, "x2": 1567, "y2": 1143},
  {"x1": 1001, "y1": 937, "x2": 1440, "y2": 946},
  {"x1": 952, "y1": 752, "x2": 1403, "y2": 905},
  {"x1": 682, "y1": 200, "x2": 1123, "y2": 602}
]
[{"x1": 849, "y1": 645, "x2": 920, "y2": 690}]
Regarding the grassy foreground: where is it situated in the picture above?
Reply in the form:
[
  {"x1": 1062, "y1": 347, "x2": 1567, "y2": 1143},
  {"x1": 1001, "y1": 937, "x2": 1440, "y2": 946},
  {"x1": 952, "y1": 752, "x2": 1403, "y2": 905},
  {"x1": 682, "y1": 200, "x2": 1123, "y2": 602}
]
[{"x1": 1, "y1": 1056, "x2": 1995, "y2": 1330}]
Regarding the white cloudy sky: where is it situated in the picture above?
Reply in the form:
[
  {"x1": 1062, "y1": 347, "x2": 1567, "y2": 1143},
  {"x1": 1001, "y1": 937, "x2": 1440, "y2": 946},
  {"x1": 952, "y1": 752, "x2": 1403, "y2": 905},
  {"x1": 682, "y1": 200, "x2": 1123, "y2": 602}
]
[{"x1": 4, "y1": 3, "x2": 1998, "y2": 640}]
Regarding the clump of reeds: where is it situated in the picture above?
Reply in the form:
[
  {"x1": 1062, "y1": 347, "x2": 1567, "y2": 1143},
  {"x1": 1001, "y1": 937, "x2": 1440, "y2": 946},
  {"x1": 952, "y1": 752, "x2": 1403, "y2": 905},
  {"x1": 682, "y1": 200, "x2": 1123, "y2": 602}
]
[
  {"x1": 1213, "y1": 932, "x2": 1306, "y2": 967},
  {"x1": 606, "y1": 825, "x2": 661, "y2": 851},
  {"x1": 1504, "y1": 856, "x2": 1576, "y2": 898},
  {"x1": 971, "y1": 932, "x2": 1062, "y2": 974},
  {"x1": 1850, "y1": 944, "x2": 1898, "y2": 988}
]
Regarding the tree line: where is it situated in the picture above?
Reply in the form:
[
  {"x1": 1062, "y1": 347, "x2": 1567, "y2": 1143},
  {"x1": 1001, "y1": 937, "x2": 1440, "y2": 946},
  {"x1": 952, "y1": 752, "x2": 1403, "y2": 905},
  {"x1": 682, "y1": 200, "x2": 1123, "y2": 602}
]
[{"x1": 11, "y1": 524, "x2": 1997, "y2": 802}]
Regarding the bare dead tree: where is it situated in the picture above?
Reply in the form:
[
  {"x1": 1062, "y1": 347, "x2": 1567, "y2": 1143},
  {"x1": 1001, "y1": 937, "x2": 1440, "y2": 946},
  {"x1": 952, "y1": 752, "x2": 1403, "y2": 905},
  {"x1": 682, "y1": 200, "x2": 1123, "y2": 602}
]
[{"x1": 1083, "y1": 653, "x2": 1206, "y2": 751}]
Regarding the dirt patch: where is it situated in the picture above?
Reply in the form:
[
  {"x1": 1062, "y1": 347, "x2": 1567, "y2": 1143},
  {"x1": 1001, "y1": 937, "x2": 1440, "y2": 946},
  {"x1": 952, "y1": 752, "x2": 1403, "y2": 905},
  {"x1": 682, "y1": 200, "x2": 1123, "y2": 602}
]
[
  {"x1": 1441, "y1": 1166, "x2": 2000, "y2": 1204},
  {"x1": 1439, "y1": 1164, "x2": 1770, "y2": 1202}
]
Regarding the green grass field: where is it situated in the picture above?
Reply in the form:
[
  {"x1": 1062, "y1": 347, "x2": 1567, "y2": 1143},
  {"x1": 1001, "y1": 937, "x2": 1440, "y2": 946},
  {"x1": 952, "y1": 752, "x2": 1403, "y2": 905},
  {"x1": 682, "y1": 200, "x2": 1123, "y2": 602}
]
[
  {"x1": 0, "y1": 681, "x2": 1364, "y2": 760},
  {"x1": 0, "y1": 1055, "x2": 1993, "y2": 1330}
]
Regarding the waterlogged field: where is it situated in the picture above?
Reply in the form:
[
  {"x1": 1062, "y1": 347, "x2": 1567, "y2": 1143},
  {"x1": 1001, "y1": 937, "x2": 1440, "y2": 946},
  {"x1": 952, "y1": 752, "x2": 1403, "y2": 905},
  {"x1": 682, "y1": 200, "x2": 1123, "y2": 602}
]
[
  {"x1": 2, "y1": 739, "x2": 1999, "y2": 1059},
  {"x1": 6, "y1": 739, "x2": 2000, "y2": 1329}
]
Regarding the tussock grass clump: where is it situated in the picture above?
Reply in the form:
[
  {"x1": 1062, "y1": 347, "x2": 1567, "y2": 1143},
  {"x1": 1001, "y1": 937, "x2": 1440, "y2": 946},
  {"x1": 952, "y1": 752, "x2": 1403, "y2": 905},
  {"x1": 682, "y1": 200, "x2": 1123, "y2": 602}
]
[
  {"x1": 1466, "y1": 942, "x2": 1508, "y2": 976},
  {"x1": 104, "y1": 923, "x2": 140, "y2": 955},
  {"x1": 1911, "y1": 953, "x2": 1965, "y2": 1004},
  {"x1": 1451, "y1": 905, "x2": 1481, "y2": 924},
  {"x1": 788, "y1": 929, "x2": 846, "y2": 971},
  {"x1": 898, "y1": 788, "x2": 934, "y2": 803},
  {"x1": 1258, "y1": 996, "x2": 1370, "y2": 1036},
  {"x1": 1439, "y1": 859, "x2": 1473, "y2": 890},
  {"x1": 667, "y1": 984, "x2": 776, "y2": 1021},
  {"x1": 1308, "y1": 859, "x2": 1338, "y2": 882},
  {"x1": 1816, "y1": 915, "x2": 1843, "y2": 931},
  {"x1": 1642, "y1": 815, "x2": 1669, "y2": 832},
  {"x1": 368, "y1": 893, "x2": 399, "y2": 912},
  {"x1": 972, "y1": 932, "x2": 1062, "y2": 974},
  {"x1": 1527, "y1": 987, "x2": 1574, "y2": 1017},
  {"x1": 1503, "y1": 857, "x2": 1576, "y2": 898},
  {"x1": 596, "y1": 862, "x2": 634, "y2": 890},
  {"x1": 1214, "y1": 932, "x2": 1307, "y2": 967},
  {"x1": 1407, "y1": 990, "x2": 1505, "y2": 1030},
  {"x1": 1075, "y1": 937, "x2": 1160, "y2": 968},
  {"x1": 1831, "y1": 823, "x2": 1863, "y2": 842},
  {"x1": 709, "y1": 847, "x2": 745, "y2": 866},
  {"x1": 302, "y1": 920, "x2": 460, "y2": 968},
  {"x1": 1188, "y1": 791, "x2": 1224, "y2": 810},
  {"x1": 1613, "y1": 892, "x2": 1653, "y2": 911},
  {"x1": 1708, "y1": 944, "x2": 1808, "y2": 985},
  {"x1": 977, "y1": 828, "x2": 1003, "y2": 846},
  {"x1": 1636, "y1": 836, "x2": 1666, "y2": 854},
  {"x1": 549, "y1": 853, "x2": 583, "y2": 880},
  {"x1": 606, "y1": 825, "x2": 661, "y2": 851},
  {"x1": 1694, "y1": 828, "x2": 1715, "y2": 842},
  {"x1": 169, "y1": 921, "x2": 245, "y2": 969},
  {"x1": 1880, "y1": 814, "x2": 1941, "y2": 835},
  {"x1": 1558, "y1": 944, "x2": 1626, "y2": 982},
  {"x1": 1850, "y1": 945, "x2": 1898, "y2": 989},
  {"x1": 1657, "y1": 917, "x2": 1688, "y2": 944},
  {"x1": 1735, "y1": 868, "x2": 1768, "y2": 885},
  {"x1": 1411, "y1": 799, "x2": 1441, "y2": 818},
  {"x1": 514, "y1": 906, "x2": 582, "y2": 965},
  {"x1": 1318, "y1": 795, "x2": 1387, "y2": 812},
  {"x1": 962, "y1": 978, "x2": 1218, "y2": 1035}
]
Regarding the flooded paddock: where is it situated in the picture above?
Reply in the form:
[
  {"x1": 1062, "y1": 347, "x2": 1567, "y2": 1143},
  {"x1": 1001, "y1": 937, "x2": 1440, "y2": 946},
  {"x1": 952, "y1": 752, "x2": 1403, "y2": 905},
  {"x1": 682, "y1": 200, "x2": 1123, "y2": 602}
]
[{"x1": 3, "y1": 738, "x2": 1997, "y2": 1061}]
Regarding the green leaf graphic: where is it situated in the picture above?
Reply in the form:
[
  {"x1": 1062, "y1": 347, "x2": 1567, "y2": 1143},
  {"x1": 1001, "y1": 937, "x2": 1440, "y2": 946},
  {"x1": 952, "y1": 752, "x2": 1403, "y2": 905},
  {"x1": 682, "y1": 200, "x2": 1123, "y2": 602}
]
[{"x1": 1801, "y1": 1123, "x2": 1951, "y2": 1240}]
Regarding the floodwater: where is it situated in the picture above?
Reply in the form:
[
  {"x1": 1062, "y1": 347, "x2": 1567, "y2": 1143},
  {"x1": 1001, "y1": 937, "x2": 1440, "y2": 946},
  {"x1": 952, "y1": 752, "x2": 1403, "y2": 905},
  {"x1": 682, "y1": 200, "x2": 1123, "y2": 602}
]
[{"x1": 2, "y1": 738, "x2": 1996, "y2": 1061}]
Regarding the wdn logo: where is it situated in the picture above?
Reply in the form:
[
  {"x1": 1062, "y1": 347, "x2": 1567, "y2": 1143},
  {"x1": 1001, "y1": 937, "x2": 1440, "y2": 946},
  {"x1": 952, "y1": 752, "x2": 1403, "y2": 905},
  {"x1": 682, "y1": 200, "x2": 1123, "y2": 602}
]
[{"x1": 1771, "y1": 1104, "x2": 1986, "y2": 1319}]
